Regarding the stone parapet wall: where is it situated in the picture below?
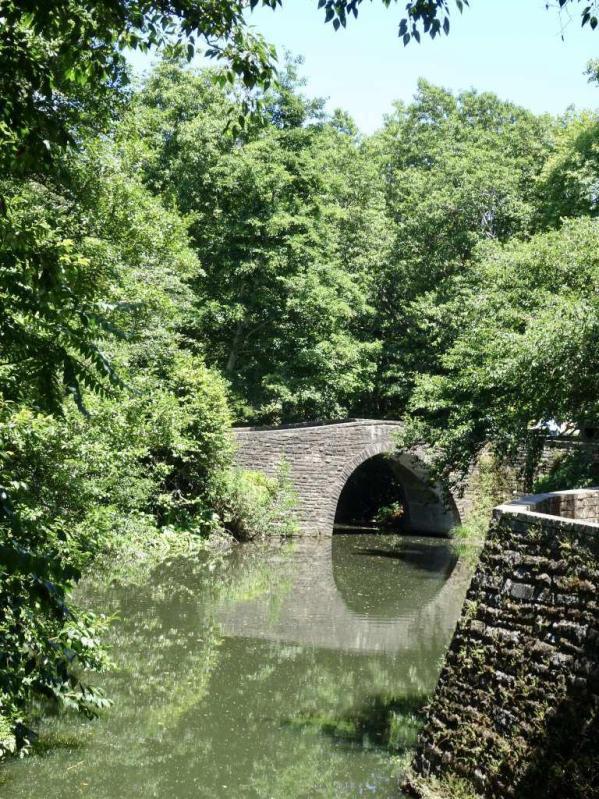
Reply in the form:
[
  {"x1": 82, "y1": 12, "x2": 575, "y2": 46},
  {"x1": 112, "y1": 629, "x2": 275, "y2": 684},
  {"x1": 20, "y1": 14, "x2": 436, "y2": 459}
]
[
  {"x1": 408, "y1": 488, "x2": 599, "y2": 799},
  {"x1": 508, "y1": 487, "x2": 599, "y2": 523}
]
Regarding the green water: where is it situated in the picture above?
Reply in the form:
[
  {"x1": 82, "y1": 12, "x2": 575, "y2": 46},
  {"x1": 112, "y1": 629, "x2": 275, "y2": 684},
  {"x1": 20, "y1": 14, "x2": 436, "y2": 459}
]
[{"x1": 1, "y1": 535, "x2": 470, "y2": 798}]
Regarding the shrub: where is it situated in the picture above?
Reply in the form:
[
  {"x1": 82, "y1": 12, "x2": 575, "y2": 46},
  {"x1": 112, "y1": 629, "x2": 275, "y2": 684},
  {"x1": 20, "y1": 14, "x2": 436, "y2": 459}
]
[
  {"x1": 0, "y1": 403, "x2": 110, "y2": 757},
  {"x1": 374, "y1": 501, "x2": 405, "y2": 529},
  {"x1": 534, "y1": 447, "x2": 599, "y2": 493},
  {"x1": 216, "y1": 466, "x2": 298, "y2": 541}
]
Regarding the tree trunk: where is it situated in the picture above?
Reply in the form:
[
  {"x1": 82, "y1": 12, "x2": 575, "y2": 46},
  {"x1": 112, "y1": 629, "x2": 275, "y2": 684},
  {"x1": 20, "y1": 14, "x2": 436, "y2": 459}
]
[{"x1": 226, "y1": 321, "x2": 244, "y2": 374}]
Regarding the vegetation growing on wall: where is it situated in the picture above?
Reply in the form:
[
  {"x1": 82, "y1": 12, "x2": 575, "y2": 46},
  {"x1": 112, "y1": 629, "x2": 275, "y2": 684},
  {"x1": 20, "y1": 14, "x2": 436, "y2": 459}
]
[{"x1": 408, "y1": 502, "x2": 599, "y2": 799}]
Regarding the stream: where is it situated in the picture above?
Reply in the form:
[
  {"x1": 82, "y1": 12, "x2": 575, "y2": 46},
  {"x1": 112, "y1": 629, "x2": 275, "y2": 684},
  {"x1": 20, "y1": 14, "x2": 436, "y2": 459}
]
[{"x1": 1, "y1": 534, "x2": 470, "y2": 798}]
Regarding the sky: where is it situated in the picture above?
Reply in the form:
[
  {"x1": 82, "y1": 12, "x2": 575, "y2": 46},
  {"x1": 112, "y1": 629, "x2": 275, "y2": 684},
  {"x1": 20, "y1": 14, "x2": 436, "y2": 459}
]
[{"x1": 127, "y1": 0, "x2": 599, "y2": 133}]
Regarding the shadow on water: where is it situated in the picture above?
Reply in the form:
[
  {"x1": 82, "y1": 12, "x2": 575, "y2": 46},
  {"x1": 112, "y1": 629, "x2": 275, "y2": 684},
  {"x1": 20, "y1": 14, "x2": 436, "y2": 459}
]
[
  {"x1": 285, "y1": 693, "x2": 428, "y2": 754},
  {"x1": 352, "y1": 541, "x2": 458, "y2": 575},
  {"x1": 332, "y1": 534, "x2": 458, "y2": 619}
]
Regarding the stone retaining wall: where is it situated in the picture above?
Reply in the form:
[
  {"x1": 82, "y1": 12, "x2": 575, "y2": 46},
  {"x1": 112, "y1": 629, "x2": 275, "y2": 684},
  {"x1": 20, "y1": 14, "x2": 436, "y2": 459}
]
[
  {"x1": 510, "y1": 487, "x2": 599, "y2": 523},
  {"x1": 408, "y1": 488, "x2": 599, "y2": 799}
]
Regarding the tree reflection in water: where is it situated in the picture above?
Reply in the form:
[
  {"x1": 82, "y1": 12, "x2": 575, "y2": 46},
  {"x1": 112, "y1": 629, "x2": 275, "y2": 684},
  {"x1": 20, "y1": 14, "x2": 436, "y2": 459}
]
[{"x1": 2, "y1": 536, "x2": 469, "y2": 799}]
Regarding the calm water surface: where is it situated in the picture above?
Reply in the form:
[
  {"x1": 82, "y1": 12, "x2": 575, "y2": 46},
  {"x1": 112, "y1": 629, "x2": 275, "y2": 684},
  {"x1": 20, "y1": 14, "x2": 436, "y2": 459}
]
[{"x1": 2, "y1": 534, "x2": 470, "y2": 799}]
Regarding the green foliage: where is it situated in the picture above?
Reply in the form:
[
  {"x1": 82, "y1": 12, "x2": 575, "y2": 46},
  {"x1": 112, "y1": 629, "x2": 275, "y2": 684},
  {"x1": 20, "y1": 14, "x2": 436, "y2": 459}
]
[
  {"x1": 534, "y1": 447, "x2": 599, "y2": 493},
  {"x1": 0, "y1": 127, "x2": 285, "y2": 756},
  {"x1": 368, "y1": 71, "x2": 598, "y2": 488},
  {"x1": 315, "y1": 1, "x2": 599, "y2": 45},
  {"x1": 317, "y1": 0, "x2": 469, "y2": 43},
  {"x1": 0, "y1": 0, "x2": 282, "y2": 172},
  {"x1": 0, "y1": 174, "x2": 124, "y2": 414},
  {"x1": 216, "y1": 466, "x2": 298, "y2": 541},
  {"x1": 451, "y1": 452, "x2": 518, "y2": 566},
  {"x1": 126, "y1": 60, "x2": 385, "y2": 422},
  {"x1": 373, "y1": 501, "x2": 405, "y2": 529},
  {"x1": 404, "y1": 218, "x2": 599, "y2": 480},
  {"x1": 3, "y1": 0, "x2": 589, "y2": 172},
  {"x1": 536, "y1": 110, "x2": 599, "y2": 228},
  {"x1": 0, "y1": 403, "x2": 111, "y2": 757},
  {"x1": 363, "y1": 81, "x2": 554, "y2": 416}
]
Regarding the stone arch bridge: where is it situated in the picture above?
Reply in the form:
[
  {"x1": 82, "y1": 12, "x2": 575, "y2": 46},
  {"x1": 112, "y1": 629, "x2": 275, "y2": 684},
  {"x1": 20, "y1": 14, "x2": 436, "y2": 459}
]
[{"x1": 233, "y1": 419, "x2": 470, "y2": 536}]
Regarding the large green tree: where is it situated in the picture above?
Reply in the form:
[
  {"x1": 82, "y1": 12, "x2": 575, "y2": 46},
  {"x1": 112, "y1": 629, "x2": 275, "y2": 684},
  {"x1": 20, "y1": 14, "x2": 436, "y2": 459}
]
[
  {"x1": 392, "y1": 67, "x2": 599, "y2": 480},
  {"x1": 124, "y1": 61, "x2": 388, "y2": 422},
  {"x1": 0, "y1": 133, "x2": 237, "y2": 755},
  {"x1": 402, "y1": 217, "x2": 599, "y2": 480},
  {"x1": 358, "y1": 81, "x2": 554, "y2": 417}
]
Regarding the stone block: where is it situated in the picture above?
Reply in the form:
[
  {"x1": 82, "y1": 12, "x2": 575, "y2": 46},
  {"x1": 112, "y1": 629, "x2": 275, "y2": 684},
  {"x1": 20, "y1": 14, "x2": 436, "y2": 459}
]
[{"x1": 508, "y1": 582, "x2": 535, "y2": 601}]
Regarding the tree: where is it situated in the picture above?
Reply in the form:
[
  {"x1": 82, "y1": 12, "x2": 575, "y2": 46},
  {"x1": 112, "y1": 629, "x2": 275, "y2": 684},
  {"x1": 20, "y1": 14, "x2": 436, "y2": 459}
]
[
  {"x1": 535, "y1": 109, "x2": 599, "y2": 228},
  {"x1": 3, "y1": 0, "x2": 597, "y2": 174},
  {"x1": 125, "y1": 61, "x2": 387, "y2": 422},
  {"x1": 316, "y1": 0, "x2": 599, "y2": 42},
  {"x1": 0, "y1": 0, "x2": 281, "y2": 172},
  {"x1": 402, "y1": 218, "x2": 599, "y2": 480},
  {"x1": 0, "y1": 131, "x2": 240, "y2": 754},
  {"x1": 359, "y1": 81, "x2": 554, "y2": 417},
  {"x1": 1, "y1": 0, "x2": 595, "y2": 415},
  {"x1": 0, "y1": 1, "x2": 281, "y2": 415}
]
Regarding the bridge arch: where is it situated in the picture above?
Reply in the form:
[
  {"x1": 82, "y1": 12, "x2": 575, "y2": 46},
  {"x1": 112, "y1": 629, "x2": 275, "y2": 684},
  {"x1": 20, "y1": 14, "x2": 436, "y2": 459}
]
[
  {"x1": 232, "y1": 419, "x2": 464, "y2": 536},
  {"x1": 329, "y1": 444, "x2": 459, "y2": 535}
]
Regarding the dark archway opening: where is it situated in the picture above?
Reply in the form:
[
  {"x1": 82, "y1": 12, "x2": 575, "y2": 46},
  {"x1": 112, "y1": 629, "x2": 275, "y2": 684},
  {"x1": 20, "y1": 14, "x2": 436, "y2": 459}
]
[{"x1": 334, "y1": 454, "x2": 407, "y2": 533}]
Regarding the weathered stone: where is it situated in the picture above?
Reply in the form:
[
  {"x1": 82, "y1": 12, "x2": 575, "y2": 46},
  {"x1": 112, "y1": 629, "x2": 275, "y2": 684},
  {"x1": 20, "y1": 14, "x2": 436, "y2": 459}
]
[
  {"x1": 232, "y1": 420, "x2": 465, "y2": 535},
  {"x1": 508, "y1": 582, "x2": 535, "y2": 601},
  {"x1": 411, "y1": 487, "x2": 599, "y2": 799}
]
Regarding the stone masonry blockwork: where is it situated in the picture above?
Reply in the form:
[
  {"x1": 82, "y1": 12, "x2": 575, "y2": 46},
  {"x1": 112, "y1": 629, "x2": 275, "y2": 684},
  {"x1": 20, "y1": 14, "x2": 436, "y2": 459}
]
[
  {"x1": 408, "y1": 488, "x2": 599, "y2": 799},
  {"x1": 232, "y1": 420, "x2": 463, "y2": 535}
]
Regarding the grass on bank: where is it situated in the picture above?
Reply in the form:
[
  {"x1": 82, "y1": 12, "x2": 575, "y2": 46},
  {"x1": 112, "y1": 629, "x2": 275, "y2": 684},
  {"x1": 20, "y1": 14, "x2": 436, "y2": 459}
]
[{"x1": 450, "y1": 450, "x2": 520, "y2": 565}]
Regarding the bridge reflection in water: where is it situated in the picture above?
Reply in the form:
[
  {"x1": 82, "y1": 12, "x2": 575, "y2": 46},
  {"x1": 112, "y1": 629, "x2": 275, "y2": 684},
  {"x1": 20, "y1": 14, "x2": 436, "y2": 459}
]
[
  {"x1": 3, "y1": 534, "x2": 472, "y2": 799},
  {"x1": 217, "y1": 535, "x2": 469, "y2": 655}
]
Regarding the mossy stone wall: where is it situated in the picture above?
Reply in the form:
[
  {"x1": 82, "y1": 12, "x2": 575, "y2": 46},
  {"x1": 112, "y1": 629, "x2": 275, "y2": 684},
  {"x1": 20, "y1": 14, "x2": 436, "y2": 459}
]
[{"x1": 409, "y1": 490, "x2": 599, "y2": 799}]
